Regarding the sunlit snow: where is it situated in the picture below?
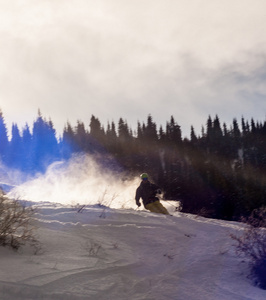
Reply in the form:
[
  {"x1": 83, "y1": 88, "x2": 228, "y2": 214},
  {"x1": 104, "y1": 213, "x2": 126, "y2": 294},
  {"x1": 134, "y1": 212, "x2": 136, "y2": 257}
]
[{"x1": 0, "y1": 201, "x2": 265, "y2": 299}]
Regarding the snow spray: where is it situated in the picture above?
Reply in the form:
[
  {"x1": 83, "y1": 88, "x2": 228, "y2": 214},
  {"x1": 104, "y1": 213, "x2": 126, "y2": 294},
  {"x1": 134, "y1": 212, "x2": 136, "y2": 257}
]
[{"x1": 8, "y1": 154, "x2": 139, "y2": 209}]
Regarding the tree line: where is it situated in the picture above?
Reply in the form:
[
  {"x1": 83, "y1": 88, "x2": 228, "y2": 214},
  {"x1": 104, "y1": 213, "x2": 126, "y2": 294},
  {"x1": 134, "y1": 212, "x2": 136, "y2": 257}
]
[{"x1": 1, "y1": 108, "x2": 266, "y2": 221}]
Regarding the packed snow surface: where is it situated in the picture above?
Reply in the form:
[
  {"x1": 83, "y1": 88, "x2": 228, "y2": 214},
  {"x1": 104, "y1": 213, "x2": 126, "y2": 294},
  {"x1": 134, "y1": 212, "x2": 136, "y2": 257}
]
[{"x1": 0, "y1": 201, "x2": 265, "y2": 300}]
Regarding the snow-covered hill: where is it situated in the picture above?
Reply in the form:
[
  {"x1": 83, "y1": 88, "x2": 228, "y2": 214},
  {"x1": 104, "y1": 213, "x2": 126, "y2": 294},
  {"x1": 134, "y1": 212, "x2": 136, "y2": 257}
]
[
  {"x1": 1, "y1": 156, "x2": 265, "y2": 299},
  {"x1": 0, "y1": 201, "x2": 265, "y2": 300}
]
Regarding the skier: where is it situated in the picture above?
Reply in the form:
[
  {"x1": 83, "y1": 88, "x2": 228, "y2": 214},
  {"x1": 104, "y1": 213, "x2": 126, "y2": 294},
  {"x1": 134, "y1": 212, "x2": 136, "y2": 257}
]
[{"x1": 135, "y1": 173, "x2": 169, "y2": 215}]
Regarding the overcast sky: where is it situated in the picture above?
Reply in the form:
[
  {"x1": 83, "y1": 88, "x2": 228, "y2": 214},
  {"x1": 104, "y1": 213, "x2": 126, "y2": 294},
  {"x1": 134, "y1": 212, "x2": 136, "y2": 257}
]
[{"x1": 1, "y1": 0, "x2": 266, "y2": 138}]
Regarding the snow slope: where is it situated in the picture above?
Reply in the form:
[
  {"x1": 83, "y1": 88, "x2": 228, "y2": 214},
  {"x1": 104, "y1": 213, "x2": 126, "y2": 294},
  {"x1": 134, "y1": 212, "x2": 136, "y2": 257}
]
[
  {"x1": 1, "y1": 155, "x2": 265, "y2": 299},
  {"x1": 0, "y1": 201, "x2": 265, "y2": 300}
]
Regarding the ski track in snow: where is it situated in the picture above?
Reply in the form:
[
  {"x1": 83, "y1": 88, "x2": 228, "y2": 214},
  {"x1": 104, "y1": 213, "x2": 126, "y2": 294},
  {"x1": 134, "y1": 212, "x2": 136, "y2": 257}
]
[{"x1": 0, "y1": 202, "x2": 265, "y2": 300}]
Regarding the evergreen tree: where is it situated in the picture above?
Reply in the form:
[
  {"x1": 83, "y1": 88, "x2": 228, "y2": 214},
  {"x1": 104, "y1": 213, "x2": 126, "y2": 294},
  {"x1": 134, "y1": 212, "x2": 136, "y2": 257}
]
[
  {"x1": 61, "y1": 121, "x2": 77, "y2": 158},
  {"x1": 75, "y1": 121, "x2": 88, "y2": 151},
  {"x1": 8, "y1": 123, "x2": 23, "y2": 169},
  {"x1": 251, "y1": 118, "x2": 256, "y2": 134},
  {"x1": 106, "y1": 121, "x2": 117, "y2": 140},
  {"x1": 223, "y1": 123, "x2": 228, "y2": 136},
  {"x1": 118, "y1": 118, "x2": 130, "y2": 142},
  {"x1": 206, "y1": 115, "x2": 213, "y2": 143},
  {"x1": 190, "y1": 126, "x2": 197, "y2": 145},
  {"x1": 47, "y1": 119, "x2": 60, "y2": 160},
  {"x1": 21, "y1": 124, "x2": 33, "y2": 172},
  {"x1": 166, "y1": 116, "x2": 182, "y2": 145},
  {"x1": 137, "y1": 121, "x2": 143, "y2": 140},
  {"x1": 31, "y1": 111, "x2": 59, "y2": 172},
  {"x1": 89, "y1": 115, "x2": 105, "y2": 152},
  {"x1": 213, "y1": 115, "x2": 223, "y2": 146},
  {"x1": 0, "y1": 109, "x2": 9, "y2": 164},
  {"x1": 144, "y1": 115, "x2": 158, "y2": 144},
  {"x1": 106, "y1": 121, "x2": 117, "y2": 153}
]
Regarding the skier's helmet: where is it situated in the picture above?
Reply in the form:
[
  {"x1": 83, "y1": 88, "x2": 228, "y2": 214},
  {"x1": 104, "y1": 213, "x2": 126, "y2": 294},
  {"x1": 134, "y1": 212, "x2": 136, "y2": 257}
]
[{"x1": 140, "y1": 173, "x2": 148, "y2": 180}]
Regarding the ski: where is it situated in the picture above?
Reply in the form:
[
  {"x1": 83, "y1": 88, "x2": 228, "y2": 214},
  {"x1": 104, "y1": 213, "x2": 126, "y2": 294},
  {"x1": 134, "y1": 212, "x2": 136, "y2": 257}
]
[{"x1": 77, "y1": 205, "x2": 86, "y2": 213}]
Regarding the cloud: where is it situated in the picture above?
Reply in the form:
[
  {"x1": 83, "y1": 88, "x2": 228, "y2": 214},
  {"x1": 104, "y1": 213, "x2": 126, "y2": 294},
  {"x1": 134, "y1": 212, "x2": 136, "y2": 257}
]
[{"x1": 1, "y1": 0, "x2": 266, "y2": 138}]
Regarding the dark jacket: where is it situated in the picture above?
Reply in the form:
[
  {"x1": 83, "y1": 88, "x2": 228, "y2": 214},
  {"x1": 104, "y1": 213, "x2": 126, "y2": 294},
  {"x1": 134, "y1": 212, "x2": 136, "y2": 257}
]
[{"x1": 135, "y1": 180, "x2": 160, "y2": 207}]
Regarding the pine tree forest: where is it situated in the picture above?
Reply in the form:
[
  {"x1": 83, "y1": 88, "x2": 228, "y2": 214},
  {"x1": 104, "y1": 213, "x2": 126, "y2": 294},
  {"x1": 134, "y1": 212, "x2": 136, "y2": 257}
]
[{"x1": 1, "y1": 109, "x2": 266, "y2": 221}]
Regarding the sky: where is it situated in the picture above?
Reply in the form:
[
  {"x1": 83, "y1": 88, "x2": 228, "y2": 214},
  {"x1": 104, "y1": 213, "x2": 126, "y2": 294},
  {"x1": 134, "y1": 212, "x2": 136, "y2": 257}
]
[{"x1": 1, "y1": 0, "x2": 266, "y2": 139}]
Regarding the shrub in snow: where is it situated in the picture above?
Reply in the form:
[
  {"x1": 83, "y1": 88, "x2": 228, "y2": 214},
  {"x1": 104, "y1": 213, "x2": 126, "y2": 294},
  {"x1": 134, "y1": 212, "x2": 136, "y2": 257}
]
[
  {"x1": 0, "y1": 191, "x2": 39, "y2": 251},
  {"x1": 231, "y1": 207, "x2": 266, "y2": 289}
]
